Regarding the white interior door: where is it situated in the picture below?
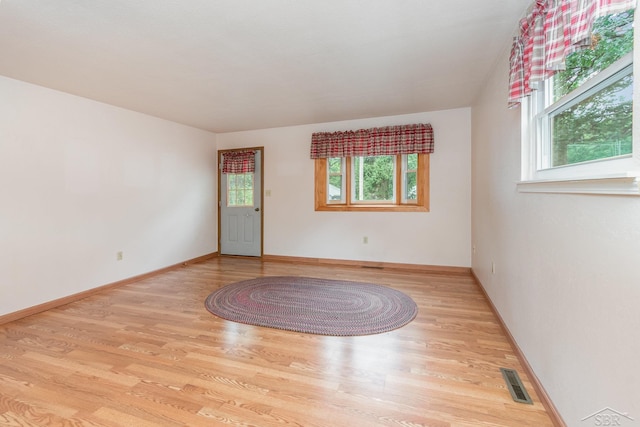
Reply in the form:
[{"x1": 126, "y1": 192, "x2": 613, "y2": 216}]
[{"x1": 219, "y1": 150, "x2": 262, "y2": 256}]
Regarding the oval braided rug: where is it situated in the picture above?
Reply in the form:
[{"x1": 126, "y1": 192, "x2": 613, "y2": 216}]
[{"x1": 204, "y1": 276, "x2": 418, "y2": 336}]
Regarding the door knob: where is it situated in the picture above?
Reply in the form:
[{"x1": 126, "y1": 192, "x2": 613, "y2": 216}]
[{"x1": 254, "y1": 207, "x2": 260, "y2": 212}]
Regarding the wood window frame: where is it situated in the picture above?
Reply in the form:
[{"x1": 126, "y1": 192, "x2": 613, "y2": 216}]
[{"x1": 314, "y1": 154, "x2": 430, "y2": 212}]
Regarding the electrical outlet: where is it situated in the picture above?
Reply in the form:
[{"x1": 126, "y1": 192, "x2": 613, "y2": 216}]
[
  {"x1": 117, "y1": 251, "x2": 123, "y2": 261},
  {"x1": 363, "y1": 236, "x2": 368, "y2": 244}
]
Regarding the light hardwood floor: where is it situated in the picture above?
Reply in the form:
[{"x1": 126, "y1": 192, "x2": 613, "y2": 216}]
[{"x1": 0, "y1": 257, "x2": 555, "y2": 426}]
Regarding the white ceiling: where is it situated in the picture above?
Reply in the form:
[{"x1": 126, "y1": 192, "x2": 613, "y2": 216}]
[{"x1": 0, "y1": 0, "x2": 529, "y2": 133}]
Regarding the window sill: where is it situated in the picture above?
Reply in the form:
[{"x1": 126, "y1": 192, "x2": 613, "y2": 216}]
[
  {"x1": 517, "y1": 173, "x2": 640, "y2": 196},
  {"x1": 316, "y1": 204, "x2": 429, "y2": 212}
]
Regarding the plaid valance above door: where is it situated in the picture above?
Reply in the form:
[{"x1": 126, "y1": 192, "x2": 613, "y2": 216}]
[{"x1": 222, "y1": 150, "x2": 255, "y2": 174}]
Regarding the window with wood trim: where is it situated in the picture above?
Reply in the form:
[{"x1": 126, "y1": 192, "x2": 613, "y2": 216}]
[
  {"x1": 311, "y1": 123, "x2": 433, "y2": 212},
  {"x1": 314, "y1": 153, "x2": 429, "y2": 212}
]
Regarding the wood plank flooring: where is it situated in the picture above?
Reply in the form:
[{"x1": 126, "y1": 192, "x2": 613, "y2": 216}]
[{"x1": 0, "y1": 257, "x2": 555, "y2": 426}]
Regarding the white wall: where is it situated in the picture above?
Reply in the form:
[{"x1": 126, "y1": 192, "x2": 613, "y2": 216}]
[
  {"x1": 471, "y1": 35, "x2": 640, "y2": 427},
  {"x1": 218, "y1": 109, "x2": 471, "y2": 267},
  {"x1": 0, "y1": 76, "x2": 217, "y2": 316}
]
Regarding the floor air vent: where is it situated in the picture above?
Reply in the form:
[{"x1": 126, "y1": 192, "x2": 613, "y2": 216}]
[{"x1": 500, "y1": 368, "x2": 533, "y2": 404}]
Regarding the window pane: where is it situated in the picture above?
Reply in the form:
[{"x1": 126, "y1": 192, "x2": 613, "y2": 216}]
[
  {"x1": 328, "y1": 158, "x2": 342, "y2": 174},
  {"x1": 553, "y1": 10, "x2": 634, "y2": 101},
  {"x1": 227, "y1": 173, "x2": 254, "y2": 207},
  {"x1": 401, "y1": 154, "x2": 418, "y2": 203},
  {"x1": 551, "y1": 73, "x2": 632, "y2": 167},
  {"x1": 404, "y1": 171, "x2": 417, "y2": 201},
  {"x1": 407, "y1": 153, "x2": 418, "y2": 171},
  {"x1": 328, "y1": 175, "x2": 343, "y2": 201},
  {"x1": 352, "y1": 156, "x2": 395, "y2": 202},
  {"x1": 327, "y1": 157, "x2": 344, "y2": 203}
]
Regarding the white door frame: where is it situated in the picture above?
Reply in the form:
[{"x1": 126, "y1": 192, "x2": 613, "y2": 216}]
[{"x1": 217, "y1": 147, "x2": 264, "y2": 257}]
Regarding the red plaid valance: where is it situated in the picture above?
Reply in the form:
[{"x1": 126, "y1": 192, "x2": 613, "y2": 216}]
[
  {"x1": 508, "y1": 0, "x2": 635, "y2": 107},
  {"x1": 222, "y1": 150, "x2": 255, "y2": 174},
  {"x1": 310, "y1": 123, "x2": 434, "y2": 159}
]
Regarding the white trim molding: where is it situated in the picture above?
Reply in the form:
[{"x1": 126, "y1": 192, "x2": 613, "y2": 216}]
[{"x1": 517, "y1": 173, "x2": 640, "y2": 196}]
